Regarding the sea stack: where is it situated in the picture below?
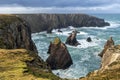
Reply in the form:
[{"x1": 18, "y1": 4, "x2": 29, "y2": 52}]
[
  {"x1": 46, "y1": 37, "x2": 73, "y2": 70},
  {"x1": 65, "y1": 30, "x2": 80, "y2": 46},
  {"x1": 86, "y1": 37, "x2": 92, "y2": 42}
]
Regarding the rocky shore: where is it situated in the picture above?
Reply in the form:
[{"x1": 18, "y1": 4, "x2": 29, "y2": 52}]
[
  {"x1": 80, "y1": 38, "x2": 120, "y2": 80},
  {"x1": 0, "y1": 14, "x2": 119, "y2": 80},
  {"x1": 0, "y1": 15, "x2": 60, "y2": 80},
  {"x1": 17, "y1": 14, "x2": 110, "y2": 33}
]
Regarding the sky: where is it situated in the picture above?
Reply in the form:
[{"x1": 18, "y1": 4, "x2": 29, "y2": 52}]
[{"x1": 0, "y1": 0, "x2": 120, "y2": 13}]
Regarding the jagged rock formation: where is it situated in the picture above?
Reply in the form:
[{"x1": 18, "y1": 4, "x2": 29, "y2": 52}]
[
  {"x1": 65, "y1": 30, "x2": 80, "y2": 46},
  {"x1": 0, "y1": 15, "x2": 37, "y2": 53},
  {"x1": 0, "y1": 15, "x2": 60, "y2": 80},
  {"x1": 99, "y1": 37, "x2": 114, "y2": 57},
  {"x1": 46, "y1": 37, "x2": 73, "y2": 69},
  {"x1": 80, "y1": 39, "x2": 120, "y2": 80},
  {"x1": 17, "y1": 14, "x2": 110, "y2": 33}
]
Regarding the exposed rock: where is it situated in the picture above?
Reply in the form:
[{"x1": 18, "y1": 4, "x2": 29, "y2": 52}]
[
  {"x1": 80, "y1": 45, "x2": 120, "y2": 80},
  {"x1": 46, "y1": 37, "x2": 73, "y2": 69},
  {"x1": 58, "y1": 29, "x2": 63, "y2": 33},
  {"x1": 99, "y1": 37, "x2": 114, "y2": 57},
  {"x1": 86, "y1": 37, "x2": 92, "y2": 42},
  {"x1": 0, "y1": 15, "x2": 60, "y2": 80},
  {"x1": 0, "y1": 15, "x2": 37, "y2": 53},
  {"x1": 17, "y1": 14, "x2": 110, "y2": 33},
  {"x1": 47, "y1": 27, "x2": 53, "y2": 33},
  {"x1": 65, "y1": 30, "x2": 80, "y2": 46}
]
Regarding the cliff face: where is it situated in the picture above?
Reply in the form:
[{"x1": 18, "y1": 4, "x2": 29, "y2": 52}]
[
  {"x1": 0, "y1": 15, "x2": 60, "y2": 80},
  {"x1": 80, "y1": 45, "x2": 120, "y2": 80},
  {"x1": 17, "y1": 14, "x2": 110, "y2": 33},
  {"x1": 0, "y1": 15, "x2": 37, "y2": 52}
]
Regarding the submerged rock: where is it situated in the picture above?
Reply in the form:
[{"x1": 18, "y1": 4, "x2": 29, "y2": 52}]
[
  {"x1": 99, "y1": 37, "x2": 114, "y2": 57},
  {"x1": 46, "y1": 37, "x2": 73, "y2": 70},
  {"x1": 65, "y1": 30, "x2": 80, "y2": 46},
  {"x1": 86, "y1": 37, "x2": 92, "y2": 42}
]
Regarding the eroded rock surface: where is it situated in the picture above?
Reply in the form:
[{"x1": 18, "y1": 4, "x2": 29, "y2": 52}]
[
  {"x1": 47, "y1": 37, "x2": 73, "y2": 69},
  {"x1": 80, "y1": 38, "x2": 120, "y2": 80},
  {"x1": 99, "y1": 37, "x2": 114, "y2": 57},
  {"x1": 65, "y1": 30, "x2": 80, "y2": 46}
]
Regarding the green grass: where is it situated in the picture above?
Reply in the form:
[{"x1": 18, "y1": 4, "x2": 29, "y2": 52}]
[{"x1": 0, "y1": 49, "x2": 61, "y2": 80}]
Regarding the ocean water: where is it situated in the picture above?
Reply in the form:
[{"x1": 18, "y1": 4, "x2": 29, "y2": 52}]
[{"x1": 32, "y1": 14, "x2": 120, "y2": 79}]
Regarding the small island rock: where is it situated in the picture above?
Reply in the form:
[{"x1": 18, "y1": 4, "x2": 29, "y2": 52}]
[{"x1": 46, "y1": 37, "x2": 73, "y2": 70}]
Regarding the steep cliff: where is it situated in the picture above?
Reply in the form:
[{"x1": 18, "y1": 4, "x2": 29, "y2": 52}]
[
  {"x1": 80, "y1": 44, "x2": 120, "y2": 80},
  {"x1": 0, "y1": 14, "x2": 37, "y2": 52},
  {"x1": 17, "y1": 14, "x2": 110, "y2": 33},
  {"x1": 0, "y1": 15, "x2": 60, "y2": 80}
]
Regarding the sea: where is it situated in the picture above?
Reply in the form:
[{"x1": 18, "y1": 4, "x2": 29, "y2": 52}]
[{"x1": 32, "y1": 14, "x2": 120, "y2": 79}]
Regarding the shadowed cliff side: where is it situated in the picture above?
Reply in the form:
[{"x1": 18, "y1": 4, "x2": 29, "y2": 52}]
[
  {"x1": 0, "y1": 15, "x2": 61, "y2": 80},
  {"x1": 17, "y1": 14, "x2": 110, "y2": 33},
  {"x1": 80, "y1": 39, "x2": 120, "y2": 80},
  {"x1": 0, "y1": 14, "x2": 37, "y2": 52}
]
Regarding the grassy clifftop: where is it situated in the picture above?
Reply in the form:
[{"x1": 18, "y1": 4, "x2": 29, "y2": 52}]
[{"x1": 0, "y1": 49, "x2": 60, "y2": 80}]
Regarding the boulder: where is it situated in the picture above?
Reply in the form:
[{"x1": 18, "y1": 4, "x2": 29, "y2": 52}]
[
  {"x1": 65, "y1": 30, "x2": 80, "y2": 46},
  {"x1": 98, "y1": 37, "x2": 114, "y2": 57},
  {"x1": 86, "y1": 37, "x2": 92, "y2": 42},
  {"x1": 46, "y1": 37, "x2": 73, "y2": 69}
]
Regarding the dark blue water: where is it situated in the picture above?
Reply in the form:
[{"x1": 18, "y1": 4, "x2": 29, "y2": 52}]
[{"x1": 32, "y1": 14, "x2": 120, "y2": 79}]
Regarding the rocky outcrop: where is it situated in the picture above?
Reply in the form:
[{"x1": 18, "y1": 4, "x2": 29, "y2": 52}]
[
  {"x1": 0, "y1": 15, "x2": 37, "y2": 53},
  {"x1": 65, "y1": 30, "x2": 80, "y2": 46},
  {"x1": 80, "y1": 39, "x2": 120, "y2": 80},
  {"x1": 86, "y1": 37, "x2": 92, "y2": 42},
  {"x1": 17, "y1": 14, "x2": 110, "y2": 33},
  {"x1": 0, "y1": 15, "x2": 60, "y2": 80},
  {"x1": 99, "y1": 37, "x2": 114, "y2": 57},
  {"x1": 46, "y1": 37, "x2": 73, "y2": 69}
]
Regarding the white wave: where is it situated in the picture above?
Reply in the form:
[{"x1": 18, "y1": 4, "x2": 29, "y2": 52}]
[
  {"x1": 52, "y1": 64, "x2": 88, "y2": 79},
  {"x1": 106, "y1": 21, "x2": 120, "y2": 28},
  {"x1": 46, "y1": 34, "x2": 56, "y2": 38},
  {"x1": 52, "y1": 28, "x2": 88, "y2": 36},
  {"x1": 68, "y1": 26, "x2": 76, "y2": 30},
  {"x1": 67, "y1": 36, "x2": 102, "y2": 49},
  {"x1": 81, "y1": 21, "x2": 120, "y2": 30}
]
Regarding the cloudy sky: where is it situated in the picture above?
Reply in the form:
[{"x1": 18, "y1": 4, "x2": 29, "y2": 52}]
[{"x1": 0, "y1": 0, "x2": 120, "y2": 13}]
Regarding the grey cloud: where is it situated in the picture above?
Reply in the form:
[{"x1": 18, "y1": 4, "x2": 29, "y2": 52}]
[{"x1": 0, "y1": 0, "x2": 120, "y2": 7}]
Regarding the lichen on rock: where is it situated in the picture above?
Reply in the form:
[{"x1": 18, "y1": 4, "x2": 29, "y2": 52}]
[{"x1": 47, "y1": 37, "x2": 73, "y2": 69}]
